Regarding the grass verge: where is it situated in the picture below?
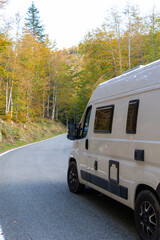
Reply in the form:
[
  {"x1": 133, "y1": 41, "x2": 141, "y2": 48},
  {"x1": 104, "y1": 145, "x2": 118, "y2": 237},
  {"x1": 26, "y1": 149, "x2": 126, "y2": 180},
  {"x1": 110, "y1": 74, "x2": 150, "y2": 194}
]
[{"x1": 0, "y1": 118, "x2": 66, "y2": 153}]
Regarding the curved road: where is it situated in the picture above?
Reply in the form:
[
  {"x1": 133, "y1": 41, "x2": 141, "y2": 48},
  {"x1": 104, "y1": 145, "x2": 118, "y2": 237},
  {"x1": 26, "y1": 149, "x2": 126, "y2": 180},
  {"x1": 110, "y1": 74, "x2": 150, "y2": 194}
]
[{"x1": 0, "y1": 134, "x2": 139, "y2": 240}]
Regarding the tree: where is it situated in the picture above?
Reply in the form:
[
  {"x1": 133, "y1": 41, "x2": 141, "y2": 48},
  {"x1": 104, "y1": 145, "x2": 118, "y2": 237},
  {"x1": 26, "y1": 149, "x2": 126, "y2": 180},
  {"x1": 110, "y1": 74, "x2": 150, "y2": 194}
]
[
  {"x1": 103, "y1": 8, "x2": 123, "y2": 74},
  {"x1": 124, "y1": 2, "x2": 134, "y2": 69},
  {"x1": 144, "y1": 8, "x2": 160, "y2": 62},
  {"x1": 123, "y1": 4, "x2": 146, "y2": 68},
  {"x1": 1, "y1": 2, "x2": 160, "y2": 125},
  {"x1": 25, "y1": 1, "x2": 45, "y2": 41}
]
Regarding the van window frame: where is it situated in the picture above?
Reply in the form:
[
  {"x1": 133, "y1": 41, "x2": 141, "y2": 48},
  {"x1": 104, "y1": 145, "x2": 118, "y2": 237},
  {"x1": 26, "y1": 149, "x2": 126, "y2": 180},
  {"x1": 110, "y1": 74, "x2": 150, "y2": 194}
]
[
  {"x1": 79, "y1": 105, "x2": 92, "y2": 139},
  {"x1": 94, "y1": 105, "x2": 114, "y2": 134},
  {"x1": 126, "y1": 99, "x2": 139, "y2": 134}
]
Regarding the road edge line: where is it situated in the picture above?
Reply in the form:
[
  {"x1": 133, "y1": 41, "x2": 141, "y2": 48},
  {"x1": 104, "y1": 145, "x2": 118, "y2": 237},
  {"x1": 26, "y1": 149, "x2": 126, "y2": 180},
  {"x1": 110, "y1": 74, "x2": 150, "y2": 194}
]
[
  {"x1": 0, "y1": 133, "x2": 66, "y2": 158},
  {"x1": 0, "y1": 226, "x2": 5, "y2": 240}
]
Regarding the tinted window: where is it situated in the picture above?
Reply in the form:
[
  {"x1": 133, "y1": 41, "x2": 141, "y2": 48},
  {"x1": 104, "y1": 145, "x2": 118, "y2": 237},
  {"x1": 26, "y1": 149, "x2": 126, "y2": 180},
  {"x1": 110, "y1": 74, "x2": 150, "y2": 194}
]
[
  {"x1": 94, "y1": 105, "x2": 114, "y2": 133},
  {"x1": 126, "y1": 99, "x2": 139, "y2": 134}
]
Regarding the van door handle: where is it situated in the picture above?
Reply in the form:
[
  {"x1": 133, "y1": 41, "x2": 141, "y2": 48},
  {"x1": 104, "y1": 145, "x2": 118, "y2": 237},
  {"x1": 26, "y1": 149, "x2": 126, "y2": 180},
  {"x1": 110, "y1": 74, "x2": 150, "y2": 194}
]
[{"x1": 85, "y1": 139, "x2": 89, "y2": 150}]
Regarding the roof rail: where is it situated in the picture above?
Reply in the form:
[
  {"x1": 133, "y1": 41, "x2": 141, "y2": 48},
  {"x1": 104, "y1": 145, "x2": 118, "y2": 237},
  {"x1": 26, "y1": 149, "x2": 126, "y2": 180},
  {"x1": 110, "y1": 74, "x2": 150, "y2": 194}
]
[{"x1": 122, "y1": 65, "x2": 144, "y2": 75}]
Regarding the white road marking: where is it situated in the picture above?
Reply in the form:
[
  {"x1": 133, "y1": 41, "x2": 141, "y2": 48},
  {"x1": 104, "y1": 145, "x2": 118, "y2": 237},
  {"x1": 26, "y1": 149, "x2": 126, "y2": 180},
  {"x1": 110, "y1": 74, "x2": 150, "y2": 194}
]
[
  {"x1": 0, "y1": 133, "x2": 66, "y2": 158},
  {"x1": 0, "y1": 133, "x2": 66, "y2": 239},
  {"x1": 0, "y1": 226, "x2": 5, "y2": 240}
]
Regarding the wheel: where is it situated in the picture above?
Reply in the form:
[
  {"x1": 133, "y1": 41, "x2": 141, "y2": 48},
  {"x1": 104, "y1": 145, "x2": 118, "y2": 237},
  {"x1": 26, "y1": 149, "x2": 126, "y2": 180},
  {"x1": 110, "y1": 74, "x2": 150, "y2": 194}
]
[
  {"x1": 67, "y1": 162, "x2": 85, "y2": 193},
  {"x1": 135, "y1": 190, "x2": 160, "y2": 240}
]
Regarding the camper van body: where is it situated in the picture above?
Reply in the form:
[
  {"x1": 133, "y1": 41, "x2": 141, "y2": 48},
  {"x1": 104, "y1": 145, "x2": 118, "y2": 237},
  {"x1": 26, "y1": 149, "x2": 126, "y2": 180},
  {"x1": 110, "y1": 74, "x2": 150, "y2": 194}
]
[{"x1": 67, "y1": 60, "x2": 160, "y2": 240}]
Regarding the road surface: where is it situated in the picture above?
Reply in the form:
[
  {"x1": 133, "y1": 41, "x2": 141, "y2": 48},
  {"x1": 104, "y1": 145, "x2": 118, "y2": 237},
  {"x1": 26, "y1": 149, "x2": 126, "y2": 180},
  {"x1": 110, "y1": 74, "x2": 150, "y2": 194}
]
[{"x1": 0, "y1": 134, "x2": 139, "y2": 240}]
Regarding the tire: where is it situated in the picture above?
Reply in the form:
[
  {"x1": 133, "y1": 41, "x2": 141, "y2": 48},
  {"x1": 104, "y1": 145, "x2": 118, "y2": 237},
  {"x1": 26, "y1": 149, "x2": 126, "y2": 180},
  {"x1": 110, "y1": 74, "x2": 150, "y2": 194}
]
[
  {"x1": 67, "y1": 162, "x2": 85, "y2": 194},
  {"x1": 135, "y1": 190, "x2": 160, "y2": 240}
]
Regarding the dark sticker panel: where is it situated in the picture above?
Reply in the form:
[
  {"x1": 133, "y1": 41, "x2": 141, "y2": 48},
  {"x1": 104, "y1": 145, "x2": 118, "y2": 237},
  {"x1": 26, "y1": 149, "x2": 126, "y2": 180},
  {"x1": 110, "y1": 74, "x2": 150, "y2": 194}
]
[{"x1": 81, "y1": 170, "x2": 128, "y2": 200}]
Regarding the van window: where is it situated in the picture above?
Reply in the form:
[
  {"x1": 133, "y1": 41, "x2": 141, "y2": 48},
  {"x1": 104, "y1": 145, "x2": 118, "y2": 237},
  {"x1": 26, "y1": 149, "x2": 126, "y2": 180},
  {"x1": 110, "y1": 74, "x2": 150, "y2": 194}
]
[
  {"x1": 94, "y1": 105, "x2": 114, "y2": 133},
  {"x1": 126, "y1": 99, "x2": 139, "y2": 134},
  {"x1": 79, "y1": 106, "x2": 92, "y2": 138}
]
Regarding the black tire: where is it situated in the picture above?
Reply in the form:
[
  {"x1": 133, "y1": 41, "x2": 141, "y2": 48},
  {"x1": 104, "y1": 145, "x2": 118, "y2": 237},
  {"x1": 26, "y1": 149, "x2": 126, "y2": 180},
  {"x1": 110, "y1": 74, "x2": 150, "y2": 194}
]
[
  {"x1": 135, "y1": 190, "x2": 160, "y2": 240},
  {"x1": 67, "y1": 162, "x2": 85, "y2": 193}
]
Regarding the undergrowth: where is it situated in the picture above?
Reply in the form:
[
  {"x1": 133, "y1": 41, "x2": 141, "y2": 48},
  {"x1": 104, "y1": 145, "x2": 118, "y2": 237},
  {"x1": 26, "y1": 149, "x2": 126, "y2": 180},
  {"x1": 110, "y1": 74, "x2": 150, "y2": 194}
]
[{"x1": 0, "y1": 118, "x2": 66, "y2": 153}]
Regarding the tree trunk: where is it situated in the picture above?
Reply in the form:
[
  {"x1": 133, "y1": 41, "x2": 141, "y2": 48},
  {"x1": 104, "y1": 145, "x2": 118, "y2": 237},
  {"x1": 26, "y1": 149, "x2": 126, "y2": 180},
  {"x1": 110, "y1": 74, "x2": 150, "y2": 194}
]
[
  {"x1": 43, "y1": 88, "x2": 45, "y2": 118},
  {"x1": 56, "y1": 106, "x2": 58, "y2": 121},
  {"x1": 26, "y1": 88, "x2": 30, "y2": 119},
  {"x1": 108, "y1": 36, "x2": 118, "y2": 77},
  {"x1": 5, "y1": 78, "x2": 13, "y2": 117},
  {"x1": 128, "y1": 35, "x2": 131, "y2": 69},
  {"x1": 51, "y1": 84, "x2": 57, "y2": 121},
  {"x1": 5, "y1": 81, "x2": 8, "y2": 115},
  {"x1": 47, "y1": 80, "x2": 51, "y2": 118}
]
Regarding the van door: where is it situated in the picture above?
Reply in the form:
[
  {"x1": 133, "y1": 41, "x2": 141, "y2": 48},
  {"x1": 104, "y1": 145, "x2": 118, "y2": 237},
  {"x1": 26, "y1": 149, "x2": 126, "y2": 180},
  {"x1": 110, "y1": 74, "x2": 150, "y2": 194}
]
[
  {"x1": 86, "y1": 104, "x2": 115, "y2": 191},
  {"x1": 77, "y1": 106, "x2": 92, "y2": 182},
  {"x1": 83, "y1": 102, "x2": 128, "y2": 201}
]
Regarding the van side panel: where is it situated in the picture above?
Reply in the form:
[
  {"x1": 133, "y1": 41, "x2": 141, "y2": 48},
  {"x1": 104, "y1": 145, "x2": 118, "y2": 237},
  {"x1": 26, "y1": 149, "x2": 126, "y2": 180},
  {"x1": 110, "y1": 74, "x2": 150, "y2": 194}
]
[
  {"x1": 121, "y1": 89, "x2": 160, "y2": 208},
  {"x1": 85, "y1": 88, "x2": 160, "y2": 209}
]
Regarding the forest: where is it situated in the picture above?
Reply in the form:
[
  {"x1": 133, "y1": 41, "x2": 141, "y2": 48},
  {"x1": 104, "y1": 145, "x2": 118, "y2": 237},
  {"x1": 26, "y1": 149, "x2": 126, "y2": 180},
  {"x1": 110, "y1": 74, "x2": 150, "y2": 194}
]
[{"x1": 1, "y1": 1, "x2": 160, "y2": 125}]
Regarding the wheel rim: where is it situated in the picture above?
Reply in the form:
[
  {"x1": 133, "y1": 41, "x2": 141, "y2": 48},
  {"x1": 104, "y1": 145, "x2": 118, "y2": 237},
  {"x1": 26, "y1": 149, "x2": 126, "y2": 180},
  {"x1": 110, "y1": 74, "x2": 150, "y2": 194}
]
[
  {"x1": 68, "y1": 166, "x2": 77, "y2": 190},
  {"x1": 139, "y1": 201, "x2": 157, "y2": 238}
]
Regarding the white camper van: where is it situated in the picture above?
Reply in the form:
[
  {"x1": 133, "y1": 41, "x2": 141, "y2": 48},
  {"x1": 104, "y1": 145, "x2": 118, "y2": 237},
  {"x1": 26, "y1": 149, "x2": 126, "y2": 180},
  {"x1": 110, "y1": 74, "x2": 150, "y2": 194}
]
[{"x1": 67, "y1": 60, "x2": 160, "y2": 240}]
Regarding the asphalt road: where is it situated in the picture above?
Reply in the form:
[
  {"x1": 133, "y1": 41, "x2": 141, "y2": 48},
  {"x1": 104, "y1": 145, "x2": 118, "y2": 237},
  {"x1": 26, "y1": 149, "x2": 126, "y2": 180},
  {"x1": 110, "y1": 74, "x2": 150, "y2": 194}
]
[{"x1": 0, "y1": 134, "x2": 139, "y2": 240}]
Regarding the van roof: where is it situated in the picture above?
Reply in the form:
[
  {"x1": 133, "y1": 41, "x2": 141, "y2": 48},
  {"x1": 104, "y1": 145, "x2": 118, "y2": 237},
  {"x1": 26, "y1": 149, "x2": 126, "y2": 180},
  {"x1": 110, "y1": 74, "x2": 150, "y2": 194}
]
[{"x1": 89, "y1": 59, "x2": 160, "y2": 103}]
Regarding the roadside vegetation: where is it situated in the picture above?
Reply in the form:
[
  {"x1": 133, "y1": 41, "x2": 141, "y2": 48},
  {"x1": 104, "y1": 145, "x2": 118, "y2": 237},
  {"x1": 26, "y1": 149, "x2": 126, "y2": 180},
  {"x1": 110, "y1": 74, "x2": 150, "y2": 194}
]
[
  {"x1": 1, "y1": 1, "x2": 160, "y2": 151},
  {"x1": 0, "y1": 118, "x2": 66, "y2": 153},
  {"x1": 1, "y1": 2, "x2": 160, "y2": 125}
]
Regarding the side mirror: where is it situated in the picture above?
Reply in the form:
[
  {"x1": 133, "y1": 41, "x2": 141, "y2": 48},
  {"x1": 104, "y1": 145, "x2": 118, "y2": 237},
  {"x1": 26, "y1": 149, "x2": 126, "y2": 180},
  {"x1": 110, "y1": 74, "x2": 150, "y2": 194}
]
[{"x1": 67, "y1": 124, "x2": 77, "y2": 140}]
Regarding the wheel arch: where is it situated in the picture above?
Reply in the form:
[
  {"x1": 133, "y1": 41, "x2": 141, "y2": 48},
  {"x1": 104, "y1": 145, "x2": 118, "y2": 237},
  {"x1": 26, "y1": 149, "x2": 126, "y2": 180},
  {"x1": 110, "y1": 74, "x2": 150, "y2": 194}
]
[
  {"x1": 69, "y1": 157, "x2": 77, "y2": 165},
  {"x1": 135, "y1": 184, "x2": 160, "y2": 207}
]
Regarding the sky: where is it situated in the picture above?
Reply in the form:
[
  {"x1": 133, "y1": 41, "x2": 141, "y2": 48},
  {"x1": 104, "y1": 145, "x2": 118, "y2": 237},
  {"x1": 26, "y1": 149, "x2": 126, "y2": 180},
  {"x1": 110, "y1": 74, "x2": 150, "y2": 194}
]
[{"x1": 1, "y1": 0, "x2": 160, "y2": 49}]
